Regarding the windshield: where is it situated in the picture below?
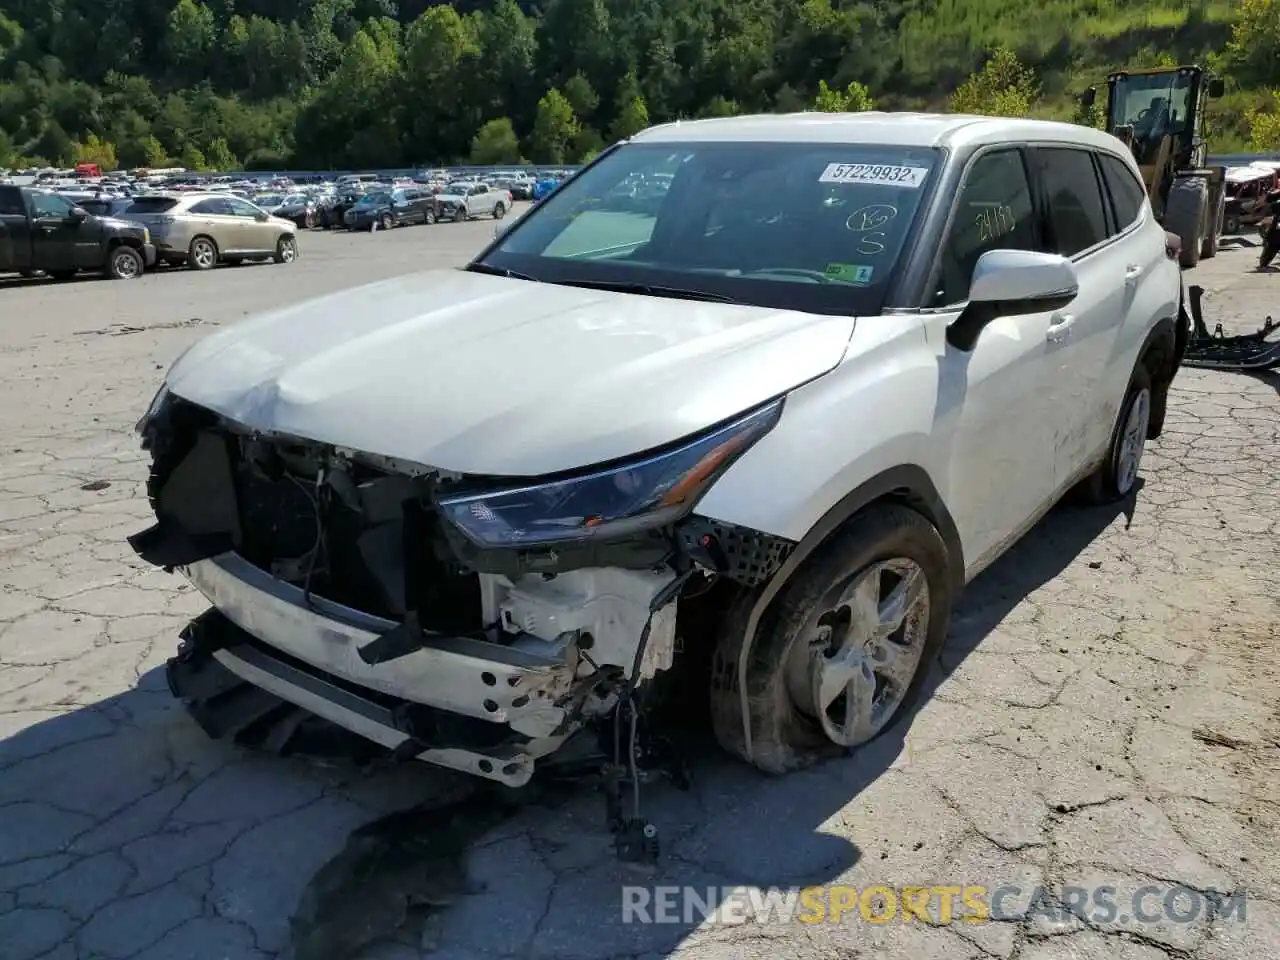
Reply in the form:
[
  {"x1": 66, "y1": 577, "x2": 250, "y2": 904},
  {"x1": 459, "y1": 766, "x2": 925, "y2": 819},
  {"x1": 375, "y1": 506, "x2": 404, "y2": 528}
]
[
  {"x1": 1111, "y1": 72, "x2": 1193, "y2": 143},
  {"x1": 476, "y1": 140, "x2": 940, "y2": 315}
]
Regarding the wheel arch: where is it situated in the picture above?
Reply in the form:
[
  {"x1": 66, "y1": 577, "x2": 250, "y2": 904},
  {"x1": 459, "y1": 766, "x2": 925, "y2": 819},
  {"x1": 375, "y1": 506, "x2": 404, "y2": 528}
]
[
  {"x1": 1140, "y1": 313, "x2": 1179, "y2": 382},
  {"x1": 730, "y1": 463, "x2": 963, "y2": 765}
]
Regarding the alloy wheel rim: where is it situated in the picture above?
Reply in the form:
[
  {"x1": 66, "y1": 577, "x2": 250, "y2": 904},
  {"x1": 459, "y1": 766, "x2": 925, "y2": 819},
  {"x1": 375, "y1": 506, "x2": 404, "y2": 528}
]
[
  {"x1": 193, "y1": 241, "x2": 214, "y2": 267},
  {"x1": 1115, "y1": 386, "x2": 1151, "y2": 495},
  {"x1": 281, "y1": 240, "x2": 296, "y2": 262},
  {"x1": 784, "y1": 558, "x2": 931, "y2": 748},
  {"x1": 115, "y1": 252, "x2": 139, "y2": 278}
]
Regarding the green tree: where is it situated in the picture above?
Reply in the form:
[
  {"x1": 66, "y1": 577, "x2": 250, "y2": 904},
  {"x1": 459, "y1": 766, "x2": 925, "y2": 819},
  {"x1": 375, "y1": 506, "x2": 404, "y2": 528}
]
[
  {"x1": 141, "y1": 135, "x2": 169, "y2": 167},
  {"x1": 162, "y1": 0, "x2": 216, "y2": 83},
  {"x1": 609, "y1": 72, "x2": 649, "y2": 141},
  {"x1": 74, "y1": 133, "x2": 118, "y2": 170},
  {"x1": 950, "y1": 48, "x2": 1040, "y2": 118},
  {"x1": 811, "y1": 79, "x2": 874, "y2": 112},
  {"x1": 1248, "y1": 91, "x2": 1280, "y2": 149},
  {"x1": 562, "y1": 73, "x2": 599, "y2": 122},
  {"x1": 205, "y1": 136, "x2": 239, "y2": 171},
  {"x1": 470, "y1": 117, "x2": 521, "y2": 164},
  {"x1": 179, "y1": 142, "x2": 207, "y2": 170},
  {"x1": 35, "y1": 121, "x2": 75, "y2": 165},
  {"x1": 529, "y1": 88, "x2": 578, "y2": 163},
  {"x1": 1228, "y1": 0, "x2": 1280, "y2": 87}
]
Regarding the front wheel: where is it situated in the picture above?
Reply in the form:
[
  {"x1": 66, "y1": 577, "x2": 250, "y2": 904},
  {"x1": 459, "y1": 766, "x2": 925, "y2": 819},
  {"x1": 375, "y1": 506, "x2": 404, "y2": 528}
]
[
  {"x1": 106, "y1": 245, "x2": 144, "y2": 280},
  {"x1": 1081, "y1": 362, "x2": 1152, "y2": 504},
  {"x1": 453, "y1": 206, "x2": 467, "y2": 223},
  {"x1": 274, "y1": 235, "x2": 297, "y2": 264},
  {"x1": 710, "y1": 504, "x2": 951, "y2": 775}
]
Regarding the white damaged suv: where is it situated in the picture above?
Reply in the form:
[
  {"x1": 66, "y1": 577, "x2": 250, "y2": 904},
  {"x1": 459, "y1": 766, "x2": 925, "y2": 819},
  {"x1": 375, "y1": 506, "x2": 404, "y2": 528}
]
[{"x1": 133, "y1": 113, "x2": 1185, "y2": 789}]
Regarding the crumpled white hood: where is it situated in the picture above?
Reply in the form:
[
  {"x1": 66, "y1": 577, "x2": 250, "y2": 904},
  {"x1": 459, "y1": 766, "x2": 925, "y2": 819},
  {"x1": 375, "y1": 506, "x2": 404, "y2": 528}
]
[{"x1": 165, "y1": 269, "x2": 855, "y2": 475}]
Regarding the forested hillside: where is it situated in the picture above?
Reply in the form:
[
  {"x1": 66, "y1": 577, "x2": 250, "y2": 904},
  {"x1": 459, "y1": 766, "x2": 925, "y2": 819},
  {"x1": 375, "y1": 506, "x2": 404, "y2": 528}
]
[{"x1": 0, "y1": 0, "x2": 1275, "y2": 171}]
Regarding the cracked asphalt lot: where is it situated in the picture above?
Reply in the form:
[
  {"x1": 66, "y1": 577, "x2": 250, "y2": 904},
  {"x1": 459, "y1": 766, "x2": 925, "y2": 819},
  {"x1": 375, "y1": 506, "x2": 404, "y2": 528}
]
[{"x1": 1, "y1": 223, "x2": 1277, "y2": 960}]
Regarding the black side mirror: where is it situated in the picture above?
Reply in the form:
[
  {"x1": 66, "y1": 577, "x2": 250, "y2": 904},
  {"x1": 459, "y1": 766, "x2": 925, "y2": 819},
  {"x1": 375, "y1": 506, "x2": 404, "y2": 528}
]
[
  {"x1": 69, "y1": 207, "x2": 88, "y2": 220},
  {"x1": 1080, "y1": 87, "x2": 1097, "y2": 108},
  {"x1": 1207, "y1": 77, "x2": 1225, "y2": 98}
]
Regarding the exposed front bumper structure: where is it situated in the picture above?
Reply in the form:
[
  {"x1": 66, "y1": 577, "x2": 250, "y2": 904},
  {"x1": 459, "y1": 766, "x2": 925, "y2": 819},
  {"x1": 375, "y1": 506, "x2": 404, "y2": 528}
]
[{"x1": 181, "y1": 551, "x2": 585, "y2": 786}]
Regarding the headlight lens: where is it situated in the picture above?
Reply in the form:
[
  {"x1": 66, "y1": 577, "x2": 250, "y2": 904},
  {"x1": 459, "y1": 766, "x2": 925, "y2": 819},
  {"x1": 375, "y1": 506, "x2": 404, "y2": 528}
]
[
  {"x1": 437, "y1": 400, "x2": 783, "y2": 547},
  {"x1": 135, "y1": 383, "x2": 170, "y2": 434}
]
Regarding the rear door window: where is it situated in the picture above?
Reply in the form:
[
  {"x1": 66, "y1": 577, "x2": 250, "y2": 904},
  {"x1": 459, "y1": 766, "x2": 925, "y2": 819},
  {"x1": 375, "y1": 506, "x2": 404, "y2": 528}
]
[
  {"x1": 190, "y1": 198, "x2": 233, "y2": 216},
  {"x1": 1031, "y1": 148, "x2": 1110, "y2": 255}
]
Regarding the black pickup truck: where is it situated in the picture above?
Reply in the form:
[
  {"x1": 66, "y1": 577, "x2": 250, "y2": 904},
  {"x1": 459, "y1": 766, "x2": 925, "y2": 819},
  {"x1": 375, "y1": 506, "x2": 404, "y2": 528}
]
[{"x1": 0, "y1": 185, "x2": 156, "y2": 281}]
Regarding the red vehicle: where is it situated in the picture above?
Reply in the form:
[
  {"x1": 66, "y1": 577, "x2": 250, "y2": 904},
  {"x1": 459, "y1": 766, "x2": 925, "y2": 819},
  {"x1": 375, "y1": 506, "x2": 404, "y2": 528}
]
[{"x1": 74, "y1": 162, "x2": 102, "y2": 179}]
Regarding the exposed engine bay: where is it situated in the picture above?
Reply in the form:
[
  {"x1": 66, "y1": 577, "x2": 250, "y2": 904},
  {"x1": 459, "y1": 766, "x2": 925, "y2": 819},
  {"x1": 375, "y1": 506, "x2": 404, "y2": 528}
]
[{"x1": 131, "y1": 393, "x2": 795, "y2": 861}]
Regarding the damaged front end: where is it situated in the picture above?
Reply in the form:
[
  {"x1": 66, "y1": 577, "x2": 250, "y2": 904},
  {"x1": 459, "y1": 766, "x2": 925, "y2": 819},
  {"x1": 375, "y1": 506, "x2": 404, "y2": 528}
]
[{"x1": 131, "y1": 389, "x2": 794, "y2": 854}]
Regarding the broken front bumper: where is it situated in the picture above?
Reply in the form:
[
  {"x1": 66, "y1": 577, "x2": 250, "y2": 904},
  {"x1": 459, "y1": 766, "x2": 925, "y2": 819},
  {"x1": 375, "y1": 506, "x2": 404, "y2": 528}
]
[{"x1": 182, "y1": 551, "x2": 583, "y2": 786}]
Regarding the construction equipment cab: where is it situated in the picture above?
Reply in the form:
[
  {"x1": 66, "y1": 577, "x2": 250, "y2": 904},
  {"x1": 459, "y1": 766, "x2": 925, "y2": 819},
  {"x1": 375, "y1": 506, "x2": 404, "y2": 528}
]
[{"x1": 1081, "y1": 65, "x2": 1227, "y2": 268}]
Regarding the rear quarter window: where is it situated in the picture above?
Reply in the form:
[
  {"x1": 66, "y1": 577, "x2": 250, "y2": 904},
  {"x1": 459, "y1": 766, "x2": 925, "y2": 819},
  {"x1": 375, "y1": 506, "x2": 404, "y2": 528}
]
[
  {"x1": 126, "y1": 197, "x2": 179, "y2": 214},
  {"x1": 1097, "y1": 153, "x2": 1148, "y2": 230}
]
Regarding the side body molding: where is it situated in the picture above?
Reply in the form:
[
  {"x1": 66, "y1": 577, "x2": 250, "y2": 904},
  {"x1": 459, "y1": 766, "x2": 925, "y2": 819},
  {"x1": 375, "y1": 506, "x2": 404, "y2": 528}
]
[{"x1": 734, "y1": 464, "x2": 964, "y2": 764}]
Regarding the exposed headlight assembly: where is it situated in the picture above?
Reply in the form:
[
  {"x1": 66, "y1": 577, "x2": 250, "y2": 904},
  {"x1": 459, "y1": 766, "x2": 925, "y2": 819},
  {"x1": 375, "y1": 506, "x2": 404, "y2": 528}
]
[
  {"x1": 436, "y1": 400, "x2": 783, "y2": 547},
  {"x1": 135, "y1": 383, "x2": 171, "y2": 435}
]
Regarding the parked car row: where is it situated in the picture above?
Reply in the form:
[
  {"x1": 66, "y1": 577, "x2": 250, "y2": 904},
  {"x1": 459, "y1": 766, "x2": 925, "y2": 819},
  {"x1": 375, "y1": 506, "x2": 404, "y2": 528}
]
[{"x1": 0, "y1": 185, "x2": 298, "y2": 281}]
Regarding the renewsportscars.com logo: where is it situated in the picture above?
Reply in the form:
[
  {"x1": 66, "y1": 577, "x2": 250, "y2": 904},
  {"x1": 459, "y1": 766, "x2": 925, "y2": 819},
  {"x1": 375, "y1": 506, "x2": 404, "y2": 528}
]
[{"x1": 621, "y1": 884, "x2": 1249, "y2": 926}]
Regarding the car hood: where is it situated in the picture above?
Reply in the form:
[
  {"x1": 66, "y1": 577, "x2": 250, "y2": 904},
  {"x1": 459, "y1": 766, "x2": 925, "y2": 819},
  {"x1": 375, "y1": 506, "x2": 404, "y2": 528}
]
[
  {"x1": 164, "y1": 270, "x2": 856, "y2": 476},
  {"x1": 436, "y1": 192, "x2": 466, "y2": 201}
]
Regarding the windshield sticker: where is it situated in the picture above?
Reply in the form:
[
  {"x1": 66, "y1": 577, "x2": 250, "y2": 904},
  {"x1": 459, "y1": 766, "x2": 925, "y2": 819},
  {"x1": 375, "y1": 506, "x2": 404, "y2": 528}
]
[
  {"x1": 824, "y1": 263, "x2": 875, "y2": 285},
  {"x1": 819, "y1": 163, "x2": 930, "y2": 187}
]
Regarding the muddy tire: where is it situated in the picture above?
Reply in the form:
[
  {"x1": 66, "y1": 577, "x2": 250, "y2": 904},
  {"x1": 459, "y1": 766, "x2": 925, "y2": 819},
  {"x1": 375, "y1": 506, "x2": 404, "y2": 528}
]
[
  {"x1": 709, "y1": 504, "x2": 951, "y2": 775},
  {"x1": 1082, "y1": 362, "x2": 1152, "y2": 504},
  {"x1": 1165, "y1": 176, "x2": 1208, "y2": 269},
  {"x1": 106, "y1": 245, "x2": 144, "y2": 280},
  {"x1": 1201, "y1": 184, "x2": 1224, "y2": 260},
  {"x1": 187, "y1": 235, "x2": 218, "y2": 271},
  {"x1": 274, "y1": 235, "x2": 297, "y2": 264}
]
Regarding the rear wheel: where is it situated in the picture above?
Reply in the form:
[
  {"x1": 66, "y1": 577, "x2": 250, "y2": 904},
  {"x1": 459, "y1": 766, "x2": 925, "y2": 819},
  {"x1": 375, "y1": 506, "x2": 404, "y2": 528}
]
[
  {"x1": 1082, "y1": 362, "x2": 1152, "y2": 504},
  {"x1": 710, "y1": 504, "x2": 951, "y2": 775},
  {"x1": 493, "y1": 202, "x2": 506, "y2": 220},
  {"x1": 424, "y1": 208, "x2": 436, "y2": 224},
  {"x1": 379, "y1": 212, "x2": 394, "y2": 231},
  {"x1": 106, "y1": 245, "x2": 144, "y2": 280},
  {"x1": 187, "y1": 235, "x2": 218, "y2": 271}
]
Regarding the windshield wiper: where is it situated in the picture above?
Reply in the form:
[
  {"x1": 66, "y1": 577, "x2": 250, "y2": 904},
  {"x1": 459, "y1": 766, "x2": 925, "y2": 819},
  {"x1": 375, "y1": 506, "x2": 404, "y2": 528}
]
[
  {"x1": 550, "y1": 278, "x2": 743, "y2": 304},
  {"x1": 465, "y1": 262, "x2": 536, "y2": 281}
]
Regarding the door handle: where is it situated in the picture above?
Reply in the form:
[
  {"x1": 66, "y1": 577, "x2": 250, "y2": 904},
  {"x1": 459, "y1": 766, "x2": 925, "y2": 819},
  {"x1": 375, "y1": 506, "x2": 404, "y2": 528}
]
[
  {"x1": 1124, "y1": 264, "x2": 1143, "y2": 282},
  {"x1": 1047, "y1": 313, "x2": 1075, "y2": 342}
]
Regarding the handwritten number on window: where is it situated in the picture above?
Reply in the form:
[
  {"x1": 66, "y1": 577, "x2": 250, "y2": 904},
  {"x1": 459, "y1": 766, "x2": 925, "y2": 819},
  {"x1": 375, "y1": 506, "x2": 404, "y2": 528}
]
[{"x1": 976, "y1": 205, "x2": 1017, "y2": 245}]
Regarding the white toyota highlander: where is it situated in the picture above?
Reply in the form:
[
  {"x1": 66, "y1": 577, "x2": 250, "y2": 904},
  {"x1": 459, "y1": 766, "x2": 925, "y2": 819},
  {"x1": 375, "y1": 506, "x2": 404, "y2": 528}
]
[{"x1": 132, "y1": 112, "x2": 1186, "y2": 809}]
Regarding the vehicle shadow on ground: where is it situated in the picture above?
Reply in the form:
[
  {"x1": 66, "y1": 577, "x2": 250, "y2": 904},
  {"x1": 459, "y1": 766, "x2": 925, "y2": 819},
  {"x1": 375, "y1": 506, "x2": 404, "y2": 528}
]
[
  {"x1": 0, "y1": 274, "x2": 109, "y2": 290},
  {"x1": 0, "y1": 494, "x2": 1137, "y2": 960}
]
